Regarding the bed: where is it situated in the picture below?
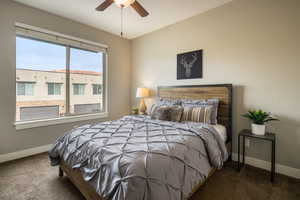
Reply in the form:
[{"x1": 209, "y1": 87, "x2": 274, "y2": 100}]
[{"x1": 49, "y1": 84, "x2": 232, "y2": 200}]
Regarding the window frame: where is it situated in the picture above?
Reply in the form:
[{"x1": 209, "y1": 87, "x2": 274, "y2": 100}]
[
  {"x1": 92, "y1": 84, "x2": 102, "y2": 95},
  {"x1": 73, "y1": 83, "x2": 86, "y2": 95},
  {"x1": 47, "y1": 83, "x2": 62, "y2": 96},
  {"x1": 16, "y1": 81, "x2": 35, "y2": 96},
  {"x1": 14, "y1": 23, "x2": 109, "y2": 130}
]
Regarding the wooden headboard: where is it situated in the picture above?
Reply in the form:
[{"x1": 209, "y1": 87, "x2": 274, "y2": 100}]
[{"x1": 158, "y1": 84, "x2": 232, "y2": 142}]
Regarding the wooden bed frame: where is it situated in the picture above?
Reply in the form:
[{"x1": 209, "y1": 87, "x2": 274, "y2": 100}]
[{"x1": 58, "y1": 84, "x2": 233, "y2": 200}]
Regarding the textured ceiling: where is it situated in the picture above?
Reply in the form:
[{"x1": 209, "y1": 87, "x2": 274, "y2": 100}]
[{"x1": 14, "y1": 0, "x2": 232, "y2": 39}]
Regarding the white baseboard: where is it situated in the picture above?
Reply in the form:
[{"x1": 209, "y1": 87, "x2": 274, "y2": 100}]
[
  {"x1": 232, "y1": 153, "x2": 300, "y2": 180},
  {"x1": 0, "y1": 144, "x2": 52, "y2": 163}
]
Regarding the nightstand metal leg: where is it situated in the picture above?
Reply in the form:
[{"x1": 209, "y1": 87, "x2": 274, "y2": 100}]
[
  {"x1": 271, "y1": 140, "x2": 275, "y2": 182},
  {"x1": 242, "y1": 136, "x2": 245, "y2": 166},
  {"x1": 238, "y1": 135, "x2": 240, "y2": 171},
  {"x1": 59, "y1": 166, "x2": 64, "y2": 177}
]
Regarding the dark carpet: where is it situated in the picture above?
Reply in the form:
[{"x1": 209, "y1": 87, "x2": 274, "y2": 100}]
[{"x1": 0, "y1": 153, "x2": 299, "y2": 200}]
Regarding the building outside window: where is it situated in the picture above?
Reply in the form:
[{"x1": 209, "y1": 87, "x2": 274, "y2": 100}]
[
  {"x1": 17, "y1": 82, "x2": 35, "y2": 96},
  {"x1": 73, "y1": 84, "x2": 85, "y2": 95},
  {"x1": 15, "y1": 25, "x2": 107, "y2": 123},
  {"x1": 48, "y1": 83, "x2": 62, "y2": 95},
  {"x1": 93, "y1": 84, "x2": 102, "y2": 95}
]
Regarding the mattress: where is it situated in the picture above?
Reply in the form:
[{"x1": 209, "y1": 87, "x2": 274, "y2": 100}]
[
  {"x1": 184, "y1": 122, "x2": 227, "y2": 143},
  {"x1": 212, "y1": 124, "x2": 227, "y2": 142}
]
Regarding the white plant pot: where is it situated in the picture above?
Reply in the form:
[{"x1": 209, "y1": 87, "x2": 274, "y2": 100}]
[{"x1": 251, "y1": 124, "x2": 266, "y2": 135}]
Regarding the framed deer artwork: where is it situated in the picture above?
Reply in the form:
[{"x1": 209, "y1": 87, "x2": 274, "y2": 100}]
[{"x1": 177, "y1": 50, "x2": 203, "y2": 80}]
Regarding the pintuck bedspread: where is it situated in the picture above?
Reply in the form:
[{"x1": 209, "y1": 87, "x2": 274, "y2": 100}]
[{"x1": 49, "y1": 115, "x2": 228, "y2": 200}]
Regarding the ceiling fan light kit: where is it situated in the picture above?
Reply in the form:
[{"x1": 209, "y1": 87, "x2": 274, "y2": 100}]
[{"x1": 114, "y1": 0, "x2": 136, "y2": 8}]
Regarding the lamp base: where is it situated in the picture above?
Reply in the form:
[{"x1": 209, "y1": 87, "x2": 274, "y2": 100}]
[{"x1": 139, "y1": 98, "x2": 147, "y2": 115}]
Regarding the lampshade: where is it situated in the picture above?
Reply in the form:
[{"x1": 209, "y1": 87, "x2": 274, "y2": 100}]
[{"x1": 136, "y1": 87, "x2": 150, "y2": 98}]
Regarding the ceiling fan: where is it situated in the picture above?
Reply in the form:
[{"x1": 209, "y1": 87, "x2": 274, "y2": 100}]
[{"x1": 96, "y1": 0, "x2": 149, "y2": 17}]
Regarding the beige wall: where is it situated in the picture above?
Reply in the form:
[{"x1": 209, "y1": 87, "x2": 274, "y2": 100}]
[
  {"x1": 0, "y1": 0, "x2": 131, "y2": 154},
  {"x1": 131, "y1": 0, "x2": 300, "y2": 169}
]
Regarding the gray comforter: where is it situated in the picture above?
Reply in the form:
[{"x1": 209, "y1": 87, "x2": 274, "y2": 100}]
[{"x1": 49, "y1": 115, "x2": 228, "y2": 200}]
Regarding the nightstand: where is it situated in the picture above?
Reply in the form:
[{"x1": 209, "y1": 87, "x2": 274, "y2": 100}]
[{"x1": 237, "y1": 129, "x2": 276, "y2": 182}]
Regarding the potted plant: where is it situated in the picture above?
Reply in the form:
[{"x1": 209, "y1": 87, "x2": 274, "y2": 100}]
[
  {"x1": 131, "y1": 107, "x2": 139, "y2": 115},
  {"x1": 242, "y1": 110, "x2": 279, "y2": 135}
]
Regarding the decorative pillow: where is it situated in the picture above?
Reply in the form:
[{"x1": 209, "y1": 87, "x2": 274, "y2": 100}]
[
  {"x1": 150, "y1": 106, "x2": 171, "y2": 121},
  {"x1": 169, "y1": 106, "x2": 184, "y2": 122},
  {"x1": 150, "y1": 98, "x2": 182, "y2": 115},
  {"x1": 149, "y1": 104, "x2": 158, "y2": 115},
  {"x1": 181, "y1": 99, "x2": 219, "y2": 124},
  {"x1": 181, "y1": 105, "x2": 212, "y2": 124}
]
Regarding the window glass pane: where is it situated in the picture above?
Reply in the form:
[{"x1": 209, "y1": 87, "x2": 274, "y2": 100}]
[
  {"x1": 25, "y1": 83, "x2": 34, "y2": 96},
  {"x1": 93, "y1": 84, "x2": 102, "y2": 95},
  {"x1": 93, "y1": 85, "x2": 97, "y2": 95},
  {"x1": 48, "y1": 83, "x2": 61, "y2": 95},
  {"x1": 48, "y1": 83, "x2": 54, "y2": 95},
  {"x1": 79, "y1": 84, "x2": 85, "y2": 95},
  {"x1": 16, "y1": 36, "x2": 66, "y2": 121},
  {"x1": 69, "y1": 48, "x2": 103, "y2": 115},
  {"x1": 73, "y1": 84, "x2": 77, "y2": 95},
  {"x1": 73, "y1": 84, "x2": 85, "y2": 95},
  {"x1": 54, "y1": 84, "x2": 62, "y2": 95},
  {"x1": 17, "y1": 83, "x2": 25, "y2": 96}
]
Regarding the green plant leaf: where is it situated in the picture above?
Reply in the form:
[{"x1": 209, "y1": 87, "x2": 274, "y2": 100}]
[{"x1": 242, "y1": 109, "x2": 279, "y2": 124}]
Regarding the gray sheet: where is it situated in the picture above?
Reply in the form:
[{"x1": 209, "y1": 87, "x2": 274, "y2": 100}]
[{"x1": 49, "y1": 115, "x2": 228, "y2": 200}]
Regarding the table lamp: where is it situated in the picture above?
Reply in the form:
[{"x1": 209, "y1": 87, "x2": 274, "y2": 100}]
[{"x1": 136, "y1": 87, "x2": 150, "y2": 115}]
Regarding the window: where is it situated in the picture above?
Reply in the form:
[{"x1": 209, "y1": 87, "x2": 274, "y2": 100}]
[
  {"x1": 48, "y1": 83, "x2": 62, "y2": 95},
  {"x1": 17, "y1": 82, "x2": 35, "y2": 96},
  {"x1": 73, "y1": 84, "x2": 85, "y2": 95},
  {"x1": 16, "y1": 36, "x2": 66, "y2": 122},
  {"x1": 15, "y1": 24, "x2": 107, "y2": 125},
  {"x1": 69, "y1": 47, "x2": 104, "y2": 115},
  {"x1": 93, "y1": 84, "x2": 102, "y2": 95}
]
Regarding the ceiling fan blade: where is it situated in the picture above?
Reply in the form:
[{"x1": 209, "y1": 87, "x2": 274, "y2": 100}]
[
  {"x1": 96, "y1": 0, "x2": 114, "y2": 11},
  {"x1": 131, "y1": 1, "x2": 149, "y2": 17}
]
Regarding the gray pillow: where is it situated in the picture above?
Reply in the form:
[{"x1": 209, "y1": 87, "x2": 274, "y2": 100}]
[
  {"x1": 181, "y1": 99, "x2": 219, "y2": 124},
  {"x1": 169, "y1": 106, "x2": 184, "y2": 122},
  {"x1": 150, "y1": 106, "x2": 171, "y2": 121},
  {"x1": 150, "y1": 98, "x2": 182, "y2": 115}
]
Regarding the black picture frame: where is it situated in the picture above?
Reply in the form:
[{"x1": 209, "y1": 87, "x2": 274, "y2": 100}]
[{"x1": 177, "y1": 50, "x2": 203, "y2": 80}]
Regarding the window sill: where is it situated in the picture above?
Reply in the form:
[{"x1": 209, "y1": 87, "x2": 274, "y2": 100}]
[{"x1": 14, "y1": 112, "x2": 109, "y2": 130}]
